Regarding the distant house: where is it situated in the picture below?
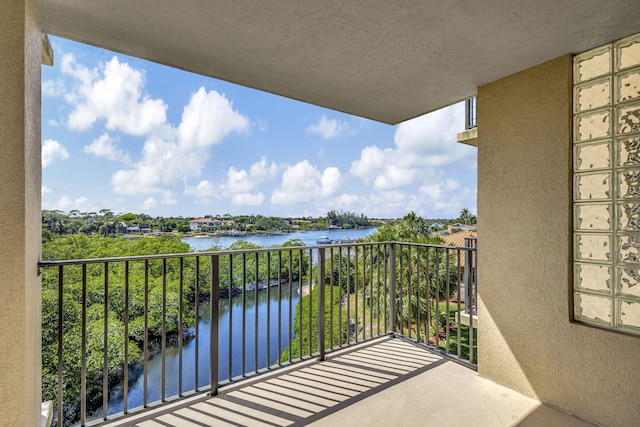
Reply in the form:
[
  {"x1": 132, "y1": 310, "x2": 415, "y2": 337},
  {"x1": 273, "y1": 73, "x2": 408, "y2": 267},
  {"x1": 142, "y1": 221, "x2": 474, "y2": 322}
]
[{"x1": 189, "y1": 217, "x2": 222, "y2": 232}]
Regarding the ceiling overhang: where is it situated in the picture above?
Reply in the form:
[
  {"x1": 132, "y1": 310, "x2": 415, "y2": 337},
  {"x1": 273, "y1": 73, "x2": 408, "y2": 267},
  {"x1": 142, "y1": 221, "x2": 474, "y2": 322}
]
[{"x1": 33, "y1": 1, "x2": 640, "y2": 124}]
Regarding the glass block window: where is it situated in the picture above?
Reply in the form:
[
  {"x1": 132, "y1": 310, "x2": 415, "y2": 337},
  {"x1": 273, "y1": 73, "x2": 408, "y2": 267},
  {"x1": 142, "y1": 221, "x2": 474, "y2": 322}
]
[{"x1": 574, "y1": 33, "x2": 640, "y2": 334}]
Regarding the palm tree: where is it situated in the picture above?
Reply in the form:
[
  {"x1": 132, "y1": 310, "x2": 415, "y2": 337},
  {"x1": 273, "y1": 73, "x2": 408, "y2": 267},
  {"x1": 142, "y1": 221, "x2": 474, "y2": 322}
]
[{"x1": 459, "y1": 208, "x2": 471, "y2": 225}]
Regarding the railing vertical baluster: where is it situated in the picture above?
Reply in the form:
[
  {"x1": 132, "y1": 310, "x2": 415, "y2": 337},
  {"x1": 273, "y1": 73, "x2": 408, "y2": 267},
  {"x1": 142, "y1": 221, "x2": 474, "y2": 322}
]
[
  {"x1": 57, "y1": 265, "x2": 63, "y2": 427},
  {"x1": 124, "y1": 261, "x2": 129, "y2": 413},
  {"x1": 103, "y1": 262, "x2": 109, "y2": 420},
  {"x1": 277, "y1": 251, "x2": 282, "y2": 365},
  {"x1": 369, "y1": 245, "x2": 373, "y2": 340},
  {"x1": 81, "y1": 264, "x2": 87, "y2": 426},
  {"x1": 384, "y1": 244, "x2": 388, "y2": 333},
  {"x1": 308, "y1": 249, "x2": 313, "y2": 356},
  {"x1": 416, "y1": 247, "x2": 421, "y2": 341},
  {"x1": 298, "y1": 250, "x2": 303, "y2": 357},
  {"x1": 210, "y1": 255, "x2": 220, "y2": 396},
  {"x1": 398, "y1": 245, "x2": 403, "y2": 335},
  {"x1": 194, "y1": 257, "x2": 199, "y2": 391},
  {"x1": 329, "y1": 247, "x2": 334, "y2": 349},
  {"x1": 242, "y1": 253, "x2": 247, "y2": 376},
  {"x1": 435, "y1": 248, "x2": 440, "y2": 350},
  {"x1": 161, "y1": 258, "x2": 167, "y2": 402},
  {"x1": 376, "y1": 244, "x2": 381, "y2": 336},
  {"x1": 425, "y1": 247, "x2": 430, "y2": 346},
  {"x1": 178, "y1": 257, "x2": 183, "y2": 396},
  {"x1": 288, "y1": 250, "x2": 293, "y2": 363},
  {"x1": 354, "y1": 246, "x2": 359, "y2": 342},
  {"x1": 469, "y1": 248, "x2": 475, "y2": 363},
  {"x1": 144, "y1": 260, "x2": 149, "y2": 406},
  {"x1": 407, "y1": 245, "x2": 412, "y2": 339},
  {"x1": 228, "y1": 255, "x2": 233, "y2": 379},
  {"x1": 338, "y1": 247, "x2": 343, "y2": 346},
  {"x1": 318, "y1": 248, "x2": 326, "y2": 361},
  {"x1": 346, "y1": 246, "x2": 351, "y2": 343},
  {"x1": 389, "y1": 244, "x2": 396, "y2": 333},
  {"x1": 361, "y1": 245, "x2": 366, "y2": 341},
  {"x1": 265, "y1": 253, "x2": 270, "y2": 368},
  {"x1": 456, "y1": 249, "x2": 462, "y2": 359},
  {"x1": 254, "y1": 253, "x2": 259, "y2": 373},
  {"x1": 445, "y1": 249, "x2": 451, "y2": 354}
]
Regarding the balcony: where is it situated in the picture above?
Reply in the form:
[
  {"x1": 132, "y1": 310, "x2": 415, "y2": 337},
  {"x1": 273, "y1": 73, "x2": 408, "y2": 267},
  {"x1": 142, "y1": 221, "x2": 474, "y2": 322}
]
[
  {"x1": 40, "y1": 241, "x2": 483, "y2": 426},
  {"x1": 456, "y1": 97, "x2": 478, "y2": 147}
]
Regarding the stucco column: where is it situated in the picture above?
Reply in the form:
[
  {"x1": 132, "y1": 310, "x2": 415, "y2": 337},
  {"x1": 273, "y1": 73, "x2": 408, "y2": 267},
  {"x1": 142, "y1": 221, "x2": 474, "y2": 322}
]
[{"x1": 0, "y1": 1, "x2": 43, "y2": 425}]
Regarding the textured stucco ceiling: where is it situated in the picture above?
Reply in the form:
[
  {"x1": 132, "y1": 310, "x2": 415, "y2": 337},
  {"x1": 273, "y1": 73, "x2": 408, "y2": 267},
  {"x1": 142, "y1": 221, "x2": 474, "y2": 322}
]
[{"x1": 33, "y1": 0, "x2": 640, "y2": 124}]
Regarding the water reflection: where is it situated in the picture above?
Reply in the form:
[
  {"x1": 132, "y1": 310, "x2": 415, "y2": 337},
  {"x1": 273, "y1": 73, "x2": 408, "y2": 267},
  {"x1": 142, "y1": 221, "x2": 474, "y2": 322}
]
[{"x1": 108, "y1": 281, "x2": 301, "y2": 413}]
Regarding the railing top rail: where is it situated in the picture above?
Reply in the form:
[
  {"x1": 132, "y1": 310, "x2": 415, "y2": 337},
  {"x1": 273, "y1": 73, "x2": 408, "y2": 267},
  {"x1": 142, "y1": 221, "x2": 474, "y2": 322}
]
[{"x1": 37, "y1": 240, "x2": 476, "y2": 267}]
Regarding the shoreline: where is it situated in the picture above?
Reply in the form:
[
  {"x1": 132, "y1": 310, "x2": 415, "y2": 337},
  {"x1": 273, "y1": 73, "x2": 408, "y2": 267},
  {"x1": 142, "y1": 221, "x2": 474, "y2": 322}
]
[{"x1": 299, "y1": 281, "x2": 314, "y2": 297}]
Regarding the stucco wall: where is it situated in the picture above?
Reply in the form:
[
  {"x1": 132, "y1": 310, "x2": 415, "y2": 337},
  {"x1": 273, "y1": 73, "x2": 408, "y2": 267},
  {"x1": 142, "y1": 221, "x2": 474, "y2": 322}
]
[
  {"x1": 0, "y1": 1, "x2": 42, "y2": 425},
  {"x1": 478, "y1": 55, "x2": 640, "y2": 426}
]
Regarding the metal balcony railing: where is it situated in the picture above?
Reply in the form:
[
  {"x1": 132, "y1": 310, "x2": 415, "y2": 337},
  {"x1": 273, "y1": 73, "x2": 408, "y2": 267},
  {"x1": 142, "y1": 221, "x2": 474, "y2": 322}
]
[
  {"x1": 39, "y1": 241, "x2": 477, "y2": 426},
  {"x1": 465, "y1": 97, "x2": 477, "y2": 130}
]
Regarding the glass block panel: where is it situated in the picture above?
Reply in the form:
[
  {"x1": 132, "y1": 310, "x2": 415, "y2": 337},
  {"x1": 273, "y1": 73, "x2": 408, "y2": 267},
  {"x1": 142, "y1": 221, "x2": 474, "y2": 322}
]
[
  {"x1": 575, "y1": 46, "x2": 611, "y2": 83},
  {"x1": 575, "y1": 77, "x2": 611, "y2": 112},
  {"x1": 576, "y1": 203, "x2": 611, "y2": 231},
  {"x1": 619, "y1": 300, "x2": 640, "y2": 329},
  {"x1": 617, "y1": 135, "x2": 640, "y2": 166},
  {"x1": 576, "y1": 263, "x2": 611, "y2": 292},
  {"x1": 619, "y1": 234, "x2": 640, "y2": 263},
  {"x1": 575, "y1": 109, "x2": 611, "y2": 141},
  {"x1": 618, "y1": 203, "x2": 640, "y2": 231},
  {"x1": 575, "y1": 292, "x2": 611, "y2": 324},
  {"x1": 576, "y1": 140, "x2": 610, "y2": 171},
  {"x1": 618, "y1": 267, "x2": 640, "y2": 297},
  {"x1": 618, "y1": 170, "x2": 640, "y2": 199},
  {"x1": 617, "y1": 68, "x2": 640, "y2": 103},
  {"x1": 575, "y1": 172, "x2": 611, "y2": 200},
  {"x1": 617, "y1": 101, "x2": 640, "y2": 134},
  {"x1": 576, "y1": 234, "x2": 611, "y2": 261},
  {"x1": 616, "y1": 34, "x2": 640, "y2": 70}
]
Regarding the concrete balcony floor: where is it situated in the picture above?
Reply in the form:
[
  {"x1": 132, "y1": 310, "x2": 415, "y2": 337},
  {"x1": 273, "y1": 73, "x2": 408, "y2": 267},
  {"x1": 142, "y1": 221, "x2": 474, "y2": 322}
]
[{"x1": 107, "y1": 337, "x2": 593, "y2": 427}]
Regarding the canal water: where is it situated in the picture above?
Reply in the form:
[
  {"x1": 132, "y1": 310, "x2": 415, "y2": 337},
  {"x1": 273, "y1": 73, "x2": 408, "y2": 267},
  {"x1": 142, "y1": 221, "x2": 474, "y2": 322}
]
[
  {"x1": 108, "y1": 228, "x2": 375, "y2": 413},
  {"x1": 182, "y1": 228, "x2": 376, "y2": 251},
  {"x1": 108, "y1": 281, "x2": 301, "y2": 413}
]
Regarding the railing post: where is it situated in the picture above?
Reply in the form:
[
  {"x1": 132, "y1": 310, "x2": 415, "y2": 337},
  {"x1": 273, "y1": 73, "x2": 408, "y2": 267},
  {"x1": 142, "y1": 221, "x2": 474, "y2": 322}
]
[
  {"x1": 464, "y1": 239, "x2": 474, "y2": 314},
  {"x1": 317, "y1": 248, "x2": 326, "y2": 361},
  {"x1": 389, "y1": 244, "x2": 396, "y2": 334},
  {"x1": 210, "y1": 254, "x2": 220, "y2": 396}
]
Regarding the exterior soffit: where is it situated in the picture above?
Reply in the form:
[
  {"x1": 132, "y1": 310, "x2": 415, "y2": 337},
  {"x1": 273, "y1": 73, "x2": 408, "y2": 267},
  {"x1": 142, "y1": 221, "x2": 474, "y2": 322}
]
[{"x1": 33, "y1": 0, "x2": 640, "y2": 124}]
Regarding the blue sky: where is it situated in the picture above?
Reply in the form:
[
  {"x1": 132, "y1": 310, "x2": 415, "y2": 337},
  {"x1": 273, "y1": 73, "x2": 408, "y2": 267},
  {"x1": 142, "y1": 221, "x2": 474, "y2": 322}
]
[{"x1": 41, "y1": 37, "x2": 477, "y2": 219}]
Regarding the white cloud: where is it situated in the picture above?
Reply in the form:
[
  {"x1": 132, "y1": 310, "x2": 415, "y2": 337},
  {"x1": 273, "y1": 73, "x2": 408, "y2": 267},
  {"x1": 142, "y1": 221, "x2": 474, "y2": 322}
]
[
  {"x1": 53, "y1": 195, "x2": 92, "y2": 212},
  {"x1": 84, "y1": 133, "x2": 131, "y2": 164},
  {"x1": 350, "y1": 103, "x2": 475, "y2": 191},
  {"x1": 62, "y1": 54, "x2": 167, "y2": 135},
  {"x1": 307, "y1": 114, "x2": 350, "y2": 139},
  {"x1": 42, "y1": 139, "x2": 69, "y2": 168},
  {"x1": 232, "y1": 192, "x2": 265, "y2": 206},
  {"x1": 225, "y1": 157, "x2": 278, "y2": 194},
  {"x1": 48, "y1": 119, "x2": 60, "y2": 127},
  {"x1": 139, "y1": 197, "x2": 157, "y2": 211},
  {"x1": 184, "y1": 180, "x2": 218, "y2": 198},
  {"x1": 111, "y1": 88, "x2": 249, "y2": 195},
  {"x1": 178, "y1": 87, "x2": 249, "y2": 149},
  {"x1": 160, "y1": 190, "x2": 177, "y2": 205},
  {"x1": 42, "y1": 186, "x2": 53, "y2": 195},
  {"x1": 42, "y1": 78, "x2": 66, "y2": 97},
  {"x1": 271, "y1": 160, "x2": 342, "y2": 205}
]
